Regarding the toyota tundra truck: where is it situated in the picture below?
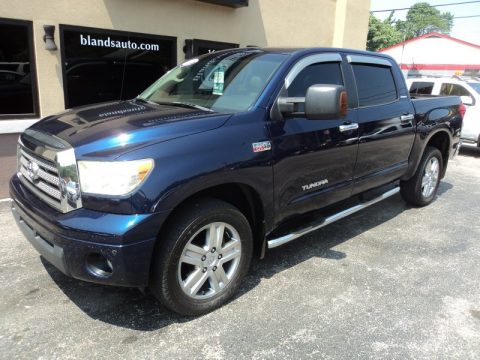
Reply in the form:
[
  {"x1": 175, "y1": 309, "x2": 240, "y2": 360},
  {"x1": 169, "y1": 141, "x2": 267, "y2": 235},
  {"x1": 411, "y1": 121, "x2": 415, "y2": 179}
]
[{"x1": 10, "y1": 48, "x2": 464, "y2": 315}]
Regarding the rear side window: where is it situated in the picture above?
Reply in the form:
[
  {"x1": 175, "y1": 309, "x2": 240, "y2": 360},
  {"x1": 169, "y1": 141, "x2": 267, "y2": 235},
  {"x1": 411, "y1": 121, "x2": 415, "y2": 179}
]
[
  {"x1": 440, "y1": 83, "x2": 470, "y2": 97},
  {"x1": 409, "y1": 81, "x2": 434, "y2": 95},
  {"x1": 287, "y1": 62, "x2": 343, "y2": 97},
  {"x1": 352, "y1": 64, "x2": 397, "y2": 107}
]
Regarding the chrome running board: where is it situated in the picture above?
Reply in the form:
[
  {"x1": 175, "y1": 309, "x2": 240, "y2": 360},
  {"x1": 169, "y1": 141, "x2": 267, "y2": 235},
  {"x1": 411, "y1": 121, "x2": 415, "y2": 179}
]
[{"x1": 267, "y1": 187, "x2": 400, "y2": 249}]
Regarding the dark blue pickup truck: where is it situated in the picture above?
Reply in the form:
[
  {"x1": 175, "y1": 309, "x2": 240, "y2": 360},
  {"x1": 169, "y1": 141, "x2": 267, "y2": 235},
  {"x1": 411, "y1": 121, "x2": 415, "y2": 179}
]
[{"x1": 10, "y1": 48, "x2": 464, "y2": 315}]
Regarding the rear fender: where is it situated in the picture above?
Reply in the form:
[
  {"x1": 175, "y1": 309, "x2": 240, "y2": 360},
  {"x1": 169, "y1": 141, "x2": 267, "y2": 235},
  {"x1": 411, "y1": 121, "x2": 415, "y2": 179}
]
[{"x1": 401, "y1": 128, "x2": 452, "y2": 180}]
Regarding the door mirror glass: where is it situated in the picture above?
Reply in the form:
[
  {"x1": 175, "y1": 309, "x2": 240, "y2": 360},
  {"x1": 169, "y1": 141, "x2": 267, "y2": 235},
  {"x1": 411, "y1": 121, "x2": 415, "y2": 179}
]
[
  {"x1": 305, "y1": 84, "x2": 348, "y2": 120},
  {"x1": 460, "y1": 95, "x2": 474, "y2": 106}
]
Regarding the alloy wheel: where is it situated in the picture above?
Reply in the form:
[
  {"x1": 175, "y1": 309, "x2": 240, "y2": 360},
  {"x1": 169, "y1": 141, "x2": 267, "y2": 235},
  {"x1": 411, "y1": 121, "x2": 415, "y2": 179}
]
[
  {"x1": 421, "y1": 157, "x2": 440, "y2": 198},
  {"x1": 177, "y1": 222, "x2": 242, "y2": 300}
]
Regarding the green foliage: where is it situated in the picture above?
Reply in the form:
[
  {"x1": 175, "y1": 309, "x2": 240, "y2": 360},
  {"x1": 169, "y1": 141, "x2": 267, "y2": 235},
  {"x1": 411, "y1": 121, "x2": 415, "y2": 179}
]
[
  {"x1": 367, "y1": 12, "x2": 403, "y2": 51},
  {"x1": 396, "y1": 2, "x2": 454, "y2": 39},
  {"x1": 367, "y1": 2, "x2": 454, "y2": 51}
]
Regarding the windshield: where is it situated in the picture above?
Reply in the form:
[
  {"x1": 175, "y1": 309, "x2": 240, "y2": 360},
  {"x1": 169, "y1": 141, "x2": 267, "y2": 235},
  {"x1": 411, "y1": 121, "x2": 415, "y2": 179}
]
[
  {"x1": 467, "y1": 82, "x2": 480, "y2": 94},
  {"x1": 138, "y1": 50, "x2": 287, "y2": 113}
]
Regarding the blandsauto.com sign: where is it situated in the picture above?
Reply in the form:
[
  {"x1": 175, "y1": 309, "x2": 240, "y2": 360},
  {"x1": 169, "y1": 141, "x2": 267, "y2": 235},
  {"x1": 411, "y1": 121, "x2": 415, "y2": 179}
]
[{"x1": 80, "y1": 34, "x2": 160, "y2": 51}]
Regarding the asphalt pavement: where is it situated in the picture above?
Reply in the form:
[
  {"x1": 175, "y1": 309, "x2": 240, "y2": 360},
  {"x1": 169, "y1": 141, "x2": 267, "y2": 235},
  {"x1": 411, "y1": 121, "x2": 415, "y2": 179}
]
[{"x1": 1, "y1": 149, "x2": 479, "y2": 359}]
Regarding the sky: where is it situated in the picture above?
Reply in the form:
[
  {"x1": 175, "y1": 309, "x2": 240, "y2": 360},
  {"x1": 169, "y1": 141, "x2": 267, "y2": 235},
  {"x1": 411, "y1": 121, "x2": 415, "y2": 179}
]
[{"x1": 370, "y1": 0, "x2": 480, "y2": 45}]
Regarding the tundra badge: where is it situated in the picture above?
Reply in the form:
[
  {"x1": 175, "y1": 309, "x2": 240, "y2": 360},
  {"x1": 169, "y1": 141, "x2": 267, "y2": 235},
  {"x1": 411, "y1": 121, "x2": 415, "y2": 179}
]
[{"x1": 302, "y1": 179, "x2": 329, "y2": 191}]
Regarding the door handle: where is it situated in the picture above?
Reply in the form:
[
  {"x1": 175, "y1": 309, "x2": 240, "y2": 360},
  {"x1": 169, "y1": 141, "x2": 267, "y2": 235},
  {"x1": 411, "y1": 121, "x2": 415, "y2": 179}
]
[
  {"x1": 400, "y1": 114, "x2": 414, "y2": 123},
  {"x1": 339, "y1": 123, "x2": 359, "y2": 132}
]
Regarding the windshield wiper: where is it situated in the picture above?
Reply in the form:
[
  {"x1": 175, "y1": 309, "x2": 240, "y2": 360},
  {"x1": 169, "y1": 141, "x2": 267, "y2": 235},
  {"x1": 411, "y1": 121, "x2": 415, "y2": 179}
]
[
  {"x1": 135, "y1": 98, "x2": 214, "y2": 112},
  {"x1": 134, "y1": 97, "x2": 159, "y2": 106},
  {"x1": 157, "y1": 101, "x2": 214, "y2": 112}
]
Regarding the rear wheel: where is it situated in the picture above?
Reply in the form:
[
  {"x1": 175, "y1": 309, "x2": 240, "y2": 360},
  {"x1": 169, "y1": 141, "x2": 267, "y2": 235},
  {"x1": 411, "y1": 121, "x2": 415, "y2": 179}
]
[
  {"x1": 150, "y1": 198, "x2": 253, "y2": 316},
  {"x1": 400, "y1": 146, "x2": 443, "y2": 206}
]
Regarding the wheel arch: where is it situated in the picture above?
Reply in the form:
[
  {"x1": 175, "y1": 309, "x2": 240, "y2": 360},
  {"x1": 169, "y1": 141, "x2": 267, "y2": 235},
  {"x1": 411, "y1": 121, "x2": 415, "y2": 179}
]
[
  {"x1": 425, "y1": 130, "x2": 450, "y2": 178},
  {"x1": 154, "y1": 182, "x2": 267, "y2": 261},
  {"x1": 402, "y1": 128, "x2": 452, "y2": 181}
]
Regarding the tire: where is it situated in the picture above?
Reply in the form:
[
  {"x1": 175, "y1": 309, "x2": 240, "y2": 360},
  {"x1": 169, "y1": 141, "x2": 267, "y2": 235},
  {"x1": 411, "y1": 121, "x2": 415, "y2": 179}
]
[
  {"x1": 400, "y1": 146, "x2": 443, "y2": 207},
  {"x1": 150, "y1": 198, "x2": 253, "y2": 316}
]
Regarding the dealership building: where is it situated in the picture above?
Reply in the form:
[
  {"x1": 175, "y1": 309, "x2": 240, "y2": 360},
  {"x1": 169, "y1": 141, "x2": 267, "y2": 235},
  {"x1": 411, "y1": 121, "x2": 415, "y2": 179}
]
[
  {"x1": 379, "y1": 32, "x2": 480, "y2": 78},
  {"x1": 0, "y1": 0, "x2": 370, "y2": 197}
]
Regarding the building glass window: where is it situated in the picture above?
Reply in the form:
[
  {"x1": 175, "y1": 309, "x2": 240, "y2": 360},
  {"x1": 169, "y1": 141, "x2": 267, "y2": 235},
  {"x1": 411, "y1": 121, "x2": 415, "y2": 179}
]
[
  {"x1": 61, "y1": 25, "x2": 176, "y2": 108},
  {"x1": 196, "y1": 39, "x2": 238, "y2": 57},
  {"x1": 184, "y1": 39, "x2": 239, "y2": 60},
  {"x1": 0, "y1": 18, "x2": 38, "y2": 118}
]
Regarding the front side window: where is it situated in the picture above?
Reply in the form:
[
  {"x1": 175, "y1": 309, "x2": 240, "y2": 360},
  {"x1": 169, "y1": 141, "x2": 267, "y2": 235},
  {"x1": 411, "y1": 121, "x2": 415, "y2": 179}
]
[
  {"x1": 287, "y1": 62, "x2": 343, "y2": 97},
  {"x1": 409, "y1": 81, "x2": 434, "y2": 95},
  {"x1": 440, "y1": 83, "x2": 474, "y2": 104},
  {"x1": 140, "y1": 50, "x2": 287, "y2": 113},
  {"x1": 0, "y1": 18, "x2": 37, "y2": 117},
  {"x1": 352, "y1": 64, "x2": 397, "y2": 107},
  {"x1": 440, "y1": 83, "x2": 470, "y2": 97}
]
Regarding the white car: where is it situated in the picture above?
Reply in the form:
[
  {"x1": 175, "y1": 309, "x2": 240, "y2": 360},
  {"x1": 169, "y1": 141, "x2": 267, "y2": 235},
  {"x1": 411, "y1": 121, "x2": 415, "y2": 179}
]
[{"x1": 407, "y1": 76, "x2": 480, "y2": 147}]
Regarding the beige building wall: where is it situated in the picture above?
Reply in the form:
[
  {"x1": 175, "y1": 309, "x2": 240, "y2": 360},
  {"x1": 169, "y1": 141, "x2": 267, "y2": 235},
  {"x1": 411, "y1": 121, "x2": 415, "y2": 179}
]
[{"x1": 2, "y1": 0, "x2": 370, "y2": 131}]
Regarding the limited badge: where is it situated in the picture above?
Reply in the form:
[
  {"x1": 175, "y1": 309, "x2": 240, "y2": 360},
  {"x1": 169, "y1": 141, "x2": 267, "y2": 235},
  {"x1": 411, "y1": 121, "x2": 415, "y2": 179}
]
[{"x1": 252, "y1": 141, "x2": 272, "y2": 153}]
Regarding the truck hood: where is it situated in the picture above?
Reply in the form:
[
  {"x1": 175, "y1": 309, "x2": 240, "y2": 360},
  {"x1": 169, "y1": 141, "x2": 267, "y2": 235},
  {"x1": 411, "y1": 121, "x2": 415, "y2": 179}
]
[{"x1": 29, "y1": 100, "x2": 231, "y2": 159}]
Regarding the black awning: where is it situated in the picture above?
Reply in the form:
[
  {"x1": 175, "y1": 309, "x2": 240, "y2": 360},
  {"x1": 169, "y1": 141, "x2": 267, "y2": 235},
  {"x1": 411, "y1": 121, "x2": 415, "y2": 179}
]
[{"x1": 196, "y1": 0, "x2": 248, "y2": 8}]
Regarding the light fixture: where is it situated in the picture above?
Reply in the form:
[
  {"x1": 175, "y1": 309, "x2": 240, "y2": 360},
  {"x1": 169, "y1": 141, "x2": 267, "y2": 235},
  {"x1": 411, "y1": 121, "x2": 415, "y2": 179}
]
[{"x1": 43, "y1": 25, "x2": 57, "y2": 51}]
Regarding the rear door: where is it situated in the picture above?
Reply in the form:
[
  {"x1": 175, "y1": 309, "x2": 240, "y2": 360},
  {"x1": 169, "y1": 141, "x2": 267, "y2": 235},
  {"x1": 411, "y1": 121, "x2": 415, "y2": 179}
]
[
  {"x1": 269, "y1": 53, "x2": 359, "y2": 224},
  {"x1": 348, "y1": 55, "x2": 416, "y2": 194}
]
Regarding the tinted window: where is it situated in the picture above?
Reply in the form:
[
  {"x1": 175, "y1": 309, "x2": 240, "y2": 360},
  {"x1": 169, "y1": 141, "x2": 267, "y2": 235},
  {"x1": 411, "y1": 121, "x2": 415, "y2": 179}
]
[
  {"x1": 409, "y1": 81, "x2": 434, "y2": 95},
  {"x1": 0, "y1": 19, "x2": 37, "y2": 117},
  {"x1": 288, "y1": 62, "x2": 343, "y2": 97},
  {"x1": 62, "y1": 26, "x2": 176, "y2": 108},
  {"x1": 352, "y1": 64, "x2": 397, "y2": 106},
  {"x1": 440, "y1": 83, "x2": 470, "y2": 97}
]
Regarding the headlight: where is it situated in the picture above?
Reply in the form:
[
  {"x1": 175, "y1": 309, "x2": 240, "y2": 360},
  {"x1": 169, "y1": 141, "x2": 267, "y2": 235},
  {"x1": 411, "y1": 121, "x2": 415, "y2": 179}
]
[{"x1": 78, "y1": 159, "x2": 154, "y2": 196}]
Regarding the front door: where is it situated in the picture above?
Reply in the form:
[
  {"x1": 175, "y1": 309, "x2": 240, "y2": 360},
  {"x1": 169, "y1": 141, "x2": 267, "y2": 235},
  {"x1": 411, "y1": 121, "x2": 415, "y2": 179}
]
[{"x1": 269, "y1": 54, "x2": 359, "y2": 226}]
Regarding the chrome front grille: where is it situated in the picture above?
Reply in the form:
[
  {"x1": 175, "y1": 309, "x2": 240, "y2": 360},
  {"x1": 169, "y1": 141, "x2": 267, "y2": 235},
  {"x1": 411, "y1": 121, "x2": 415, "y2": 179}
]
[
  {"x1": 18, "y1": 148, "x2": 62, "y2": 208},
  {"x1": 17, "y1": 130, "x2": 82, "y2": 213}
]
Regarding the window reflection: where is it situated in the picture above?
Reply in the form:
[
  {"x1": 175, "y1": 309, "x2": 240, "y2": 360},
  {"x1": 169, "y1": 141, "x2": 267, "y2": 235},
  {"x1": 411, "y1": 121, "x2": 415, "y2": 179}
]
[
  {"x1": 0, "y1": 20, "x2": 36, "y2": 116},
  {"x1": 62, "y1": 27, "x2": 176, "y2": 108}
]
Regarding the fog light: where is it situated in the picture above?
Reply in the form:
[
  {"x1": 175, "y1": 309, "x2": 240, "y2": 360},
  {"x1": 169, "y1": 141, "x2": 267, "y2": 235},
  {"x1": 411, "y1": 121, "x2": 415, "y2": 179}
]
[{"x1": 86, "y1": 253, "x2": 113, "y2": 277}]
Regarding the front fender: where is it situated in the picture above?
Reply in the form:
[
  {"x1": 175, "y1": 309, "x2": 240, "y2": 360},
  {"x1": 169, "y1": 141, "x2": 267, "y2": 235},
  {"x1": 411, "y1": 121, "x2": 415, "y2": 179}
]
[{"x1": 122, "y1": 109, "x2": 275, "y2": 227}]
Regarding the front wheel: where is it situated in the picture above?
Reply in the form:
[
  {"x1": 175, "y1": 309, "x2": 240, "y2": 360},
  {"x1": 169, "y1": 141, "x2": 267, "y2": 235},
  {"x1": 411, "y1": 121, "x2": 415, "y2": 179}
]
[
  {"x1": 150, "y1": 198, "x2": 253, "y2": 316},
  {"x1": 400, "y1": 146, "x2": 443, "y2": 206}
]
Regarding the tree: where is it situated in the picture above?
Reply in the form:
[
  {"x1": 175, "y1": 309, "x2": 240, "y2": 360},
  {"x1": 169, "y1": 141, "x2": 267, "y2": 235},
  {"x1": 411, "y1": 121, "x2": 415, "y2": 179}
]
[
  {"x1": 367, "y1": 12, "x2": 403, "y2": 51},
  {"x1": 396, "y1": 2, "x2": 454, "y2": 39}
]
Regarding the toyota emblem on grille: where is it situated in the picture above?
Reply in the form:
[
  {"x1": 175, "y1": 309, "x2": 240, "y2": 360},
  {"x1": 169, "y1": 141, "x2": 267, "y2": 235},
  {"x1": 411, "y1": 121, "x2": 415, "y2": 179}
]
[{"x1": 27, "y1": 161, "x2": 40, "y2": 181}]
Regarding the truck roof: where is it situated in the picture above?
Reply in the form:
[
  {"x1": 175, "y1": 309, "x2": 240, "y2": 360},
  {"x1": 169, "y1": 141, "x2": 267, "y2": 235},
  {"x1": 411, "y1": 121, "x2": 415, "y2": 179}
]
[{"x1": 211, "y1": 47, "x2": 395, "y2": 61}]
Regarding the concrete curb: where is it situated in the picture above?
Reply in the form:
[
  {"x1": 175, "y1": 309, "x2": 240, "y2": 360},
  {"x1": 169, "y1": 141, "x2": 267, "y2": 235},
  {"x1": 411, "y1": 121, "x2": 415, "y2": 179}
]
[{"x1": 0, "y1": 198, "x2": 11, "y2": 211}]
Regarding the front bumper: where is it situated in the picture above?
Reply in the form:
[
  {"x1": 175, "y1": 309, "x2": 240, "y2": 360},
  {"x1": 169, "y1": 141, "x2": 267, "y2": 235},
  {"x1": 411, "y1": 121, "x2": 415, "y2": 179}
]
[{"x1": 10, "y1": 175, "x2": 169, "y2": 287}]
